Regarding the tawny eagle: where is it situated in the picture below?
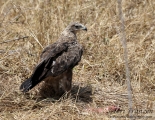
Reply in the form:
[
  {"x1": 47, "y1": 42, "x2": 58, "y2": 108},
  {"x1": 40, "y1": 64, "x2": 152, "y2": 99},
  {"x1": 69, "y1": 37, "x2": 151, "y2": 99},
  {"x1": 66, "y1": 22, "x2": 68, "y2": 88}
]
[{"x1": 20, "y1": 22, "x2": 87, "y2": 95}]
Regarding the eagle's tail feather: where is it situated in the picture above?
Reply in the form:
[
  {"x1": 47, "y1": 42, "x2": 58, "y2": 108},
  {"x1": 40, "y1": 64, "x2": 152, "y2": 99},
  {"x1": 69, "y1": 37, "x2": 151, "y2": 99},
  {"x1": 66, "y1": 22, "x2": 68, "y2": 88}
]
[{"x1": 20, "y1": 77, "x2": 32, "y2": 92}]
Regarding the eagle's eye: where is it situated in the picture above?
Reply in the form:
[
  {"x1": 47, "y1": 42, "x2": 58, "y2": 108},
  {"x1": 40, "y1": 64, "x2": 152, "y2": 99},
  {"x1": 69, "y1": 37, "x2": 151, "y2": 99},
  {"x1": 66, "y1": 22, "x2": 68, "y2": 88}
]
[{"x1": 75, "y1": 25, "x2": 80, "y2": 29}]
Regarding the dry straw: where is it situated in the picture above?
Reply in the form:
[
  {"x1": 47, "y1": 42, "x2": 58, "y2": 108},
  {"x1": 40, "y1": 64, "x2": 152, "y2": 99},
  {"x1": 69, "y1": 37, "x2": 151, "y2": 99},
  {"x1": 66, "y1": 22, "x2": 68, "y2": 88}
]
[
  {"x1": 0, "y1": 0, "x2": 155, "y2": 119},
  {"x1": 117, "y1": 0, "x2": 132, "y2": 117}
]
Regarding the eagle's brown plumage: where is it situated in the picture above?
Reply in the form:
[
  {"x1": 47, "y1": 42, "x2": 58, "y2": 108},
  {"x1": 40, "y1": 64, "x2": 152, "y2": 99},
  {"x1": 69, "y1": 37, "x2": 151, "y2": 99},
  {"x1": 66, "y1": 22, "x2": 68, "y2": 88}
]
[{"x1": 20, "y1": 22, "x2": 87, "y2": 95}]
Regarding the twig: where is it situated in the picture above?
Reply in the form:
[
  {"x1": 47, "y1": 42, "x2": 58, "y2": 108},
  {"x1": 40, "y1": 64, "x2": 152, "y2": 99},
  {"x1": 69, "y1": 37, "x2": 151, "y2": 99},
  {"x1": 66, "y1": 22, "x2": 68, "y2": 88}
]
[
  {"x1": 117, "y1": 0, "x2": 133, "y2": 119},
  {"x1": 0, "y1": 36, "x2": 29, "y2": 44}
]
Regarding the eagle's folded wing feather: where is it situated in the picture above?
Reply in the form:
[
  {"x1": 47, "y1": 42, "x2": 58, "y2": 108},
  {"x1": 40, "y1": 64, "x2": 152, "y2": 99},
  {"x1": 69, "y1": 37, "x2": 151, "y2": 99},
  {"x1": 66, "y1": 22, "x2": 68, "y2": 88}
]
[
  {"x1": 20, "y1": 42, "x2": 69, "y2": 92},
  {"x1": 50, "y1": 43, "x2": 83, "y2": 76}
]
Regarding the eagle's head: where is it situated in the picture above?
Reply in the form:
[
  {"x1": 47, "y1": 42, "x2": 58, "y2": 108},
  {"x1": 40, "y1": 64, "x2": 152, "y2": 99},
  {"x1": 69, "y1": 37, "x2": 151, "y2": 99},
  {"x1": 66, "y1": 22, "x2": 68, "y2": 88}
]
[
  {"x1": 67, "y1": 22, "x2": 87, "y2": 34},
  {"x1": 59, "y1": 22, "x2": 87, "y2": 41}
]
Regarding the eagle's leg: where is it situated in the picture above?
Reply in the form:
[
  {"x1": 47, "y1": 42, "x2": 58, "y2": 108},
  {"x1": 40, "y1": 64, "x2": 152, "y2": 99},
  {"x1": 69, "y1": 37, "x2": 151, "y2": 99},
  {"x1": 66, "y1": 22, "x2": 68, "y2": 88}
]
[
  {"x1": 63, "y1": 69, "x2": 73, "y2": 96},
  {"x1": 52, "y1": 79, "x2": 60, "y2": 96},
  {"x1": 39, "y1": 77, "x2": 60, "y2": 98}
]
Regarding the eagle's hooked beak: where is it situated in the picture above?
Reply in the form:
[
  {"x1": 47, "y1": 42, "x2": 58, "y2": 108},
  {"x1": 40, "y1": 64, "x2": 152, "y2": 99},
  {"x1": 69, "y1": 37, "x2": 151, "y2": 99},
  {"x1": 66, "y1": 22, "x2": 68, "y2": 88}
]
[
  {"x1": 79, "y1": 24, "x2": 87, "y2": 31},
  {"x1": 81, "y1": 26, "x2": 87, "y2": 31},
  {"x1": 83, "y1": 27, "x2": 87, "y2": 31}
]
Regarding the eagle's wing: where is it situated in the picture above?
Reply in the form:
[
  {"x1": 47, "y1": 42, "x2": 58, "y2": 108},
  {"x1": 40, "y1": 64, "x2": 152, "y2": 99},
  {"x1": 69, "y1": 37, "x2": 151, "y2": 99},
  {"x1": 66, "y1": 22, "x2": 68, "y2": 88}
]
[
  {"x1": 49, "y1": 42, "x2": 83, "y2": 76},
  {"x1": 20, "y1": 41, "x2": 83, "y2": 92}
]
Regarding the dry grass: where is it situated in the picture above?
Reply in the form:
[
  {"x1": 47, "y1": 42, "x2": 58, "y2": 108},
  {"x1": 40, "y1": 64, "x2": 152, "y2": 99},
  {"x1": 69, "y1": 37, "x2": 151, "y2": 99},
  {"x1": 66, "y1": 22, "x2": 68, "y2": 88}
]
[{"x1": 0, "y1": 0, "x2": 155, "y2": 119}]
